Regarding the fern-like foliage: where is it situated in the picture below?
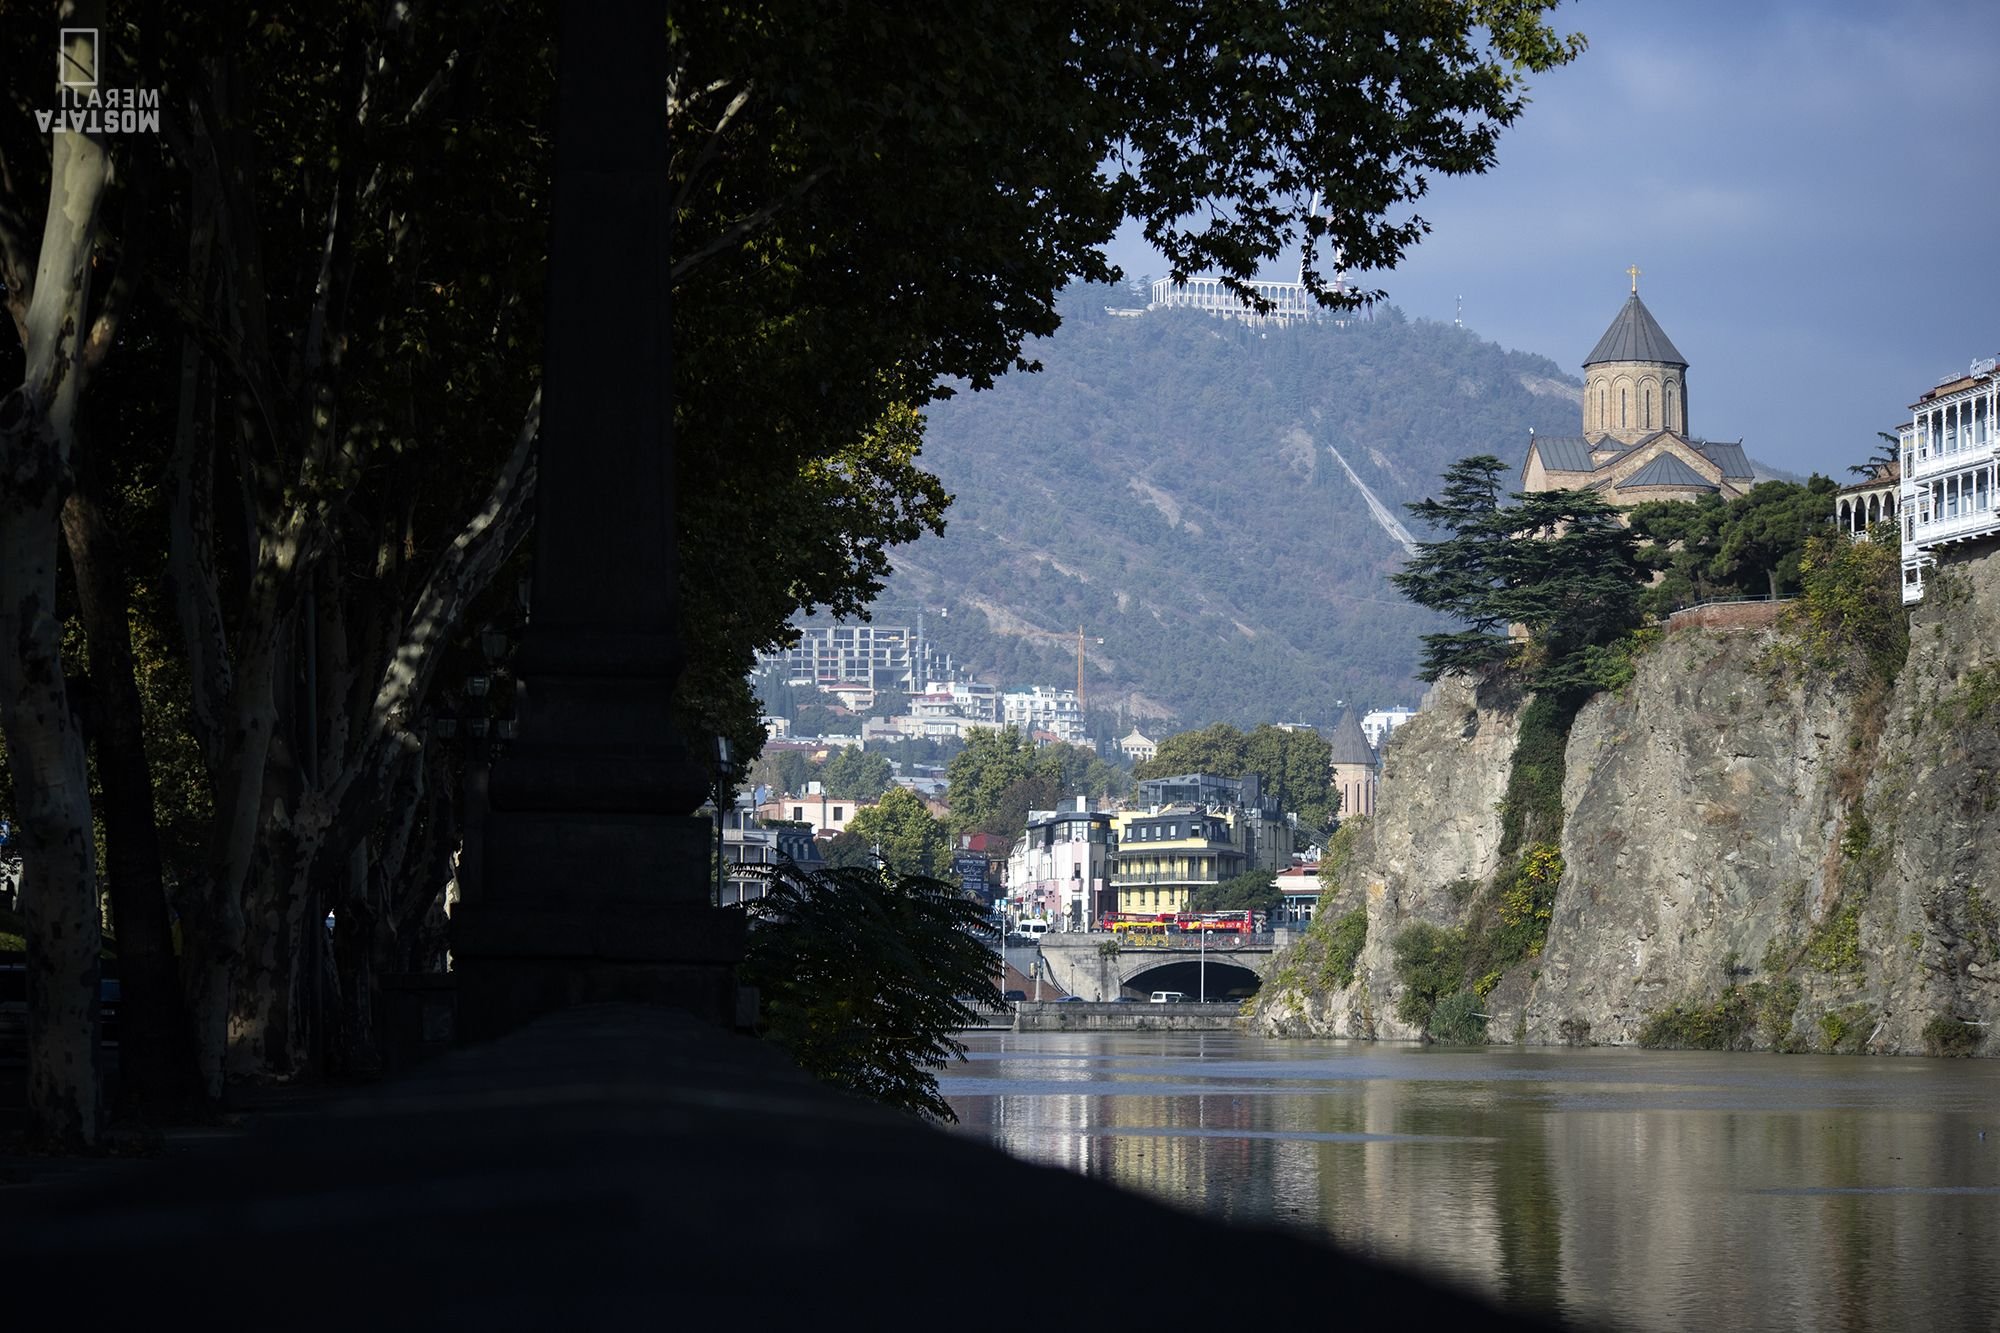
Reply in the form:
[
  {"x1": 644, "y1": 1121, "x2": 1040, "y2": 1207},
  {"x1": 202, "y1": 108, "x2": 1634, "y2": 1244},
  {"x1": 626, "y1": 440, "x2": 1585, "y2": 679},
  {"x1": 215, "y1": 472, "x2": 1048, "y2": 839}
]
[{"x1": 740, "y1": 864, "x2": 1004, "y2": 1123}]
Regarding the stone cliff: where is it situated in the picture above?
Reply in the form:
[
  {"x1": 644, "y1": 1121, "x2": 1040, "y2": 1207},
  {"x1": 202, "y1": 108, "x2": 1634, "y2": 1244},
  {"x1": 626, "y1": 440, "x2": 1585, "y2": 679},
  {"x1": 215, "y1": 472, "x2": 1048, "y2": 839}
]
[{"x1": 1256, "y1": 543, "x2": 2000, "y2": 1056}]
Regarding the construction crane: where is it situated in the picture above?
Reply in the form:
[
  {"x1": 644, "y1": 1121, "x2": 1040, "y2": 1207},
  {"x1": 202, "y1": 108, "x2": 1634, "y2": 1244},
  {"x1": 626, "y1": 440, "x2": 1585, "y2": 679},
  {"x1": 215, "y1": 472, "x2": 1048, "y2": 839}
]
[{"x1": 1076, "y1": 625, "x2": 1104, "y2": 706}]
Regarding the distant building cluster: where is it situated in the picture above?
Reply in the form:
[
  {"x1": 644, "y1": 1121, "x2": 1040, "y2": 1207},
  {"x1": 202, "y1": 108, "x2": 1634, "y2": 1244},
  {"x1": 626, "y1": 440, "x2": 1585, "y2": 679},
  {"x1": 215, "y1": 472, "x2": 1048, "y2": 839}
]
[{"x1": 757, "y1": 621, "x2": 1090, "y2": 746}]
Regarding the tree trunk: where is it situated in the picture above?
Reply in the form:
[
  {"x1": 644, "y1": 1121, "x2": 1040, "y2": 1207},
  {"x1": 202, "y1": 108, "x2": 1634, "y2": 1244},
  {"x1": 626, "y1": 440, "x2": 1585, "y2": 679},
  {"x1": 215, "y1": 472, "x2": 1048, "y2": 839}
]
[
  {"x1": 0, "y1": 19, "x2": 113, "y2": 1148},
  {"x1": 60, "y1": 452, "x2": 204, "y2": 1119},
  {"x1": 185, "y1": 630, "x2": 280, "y2": 1097}
]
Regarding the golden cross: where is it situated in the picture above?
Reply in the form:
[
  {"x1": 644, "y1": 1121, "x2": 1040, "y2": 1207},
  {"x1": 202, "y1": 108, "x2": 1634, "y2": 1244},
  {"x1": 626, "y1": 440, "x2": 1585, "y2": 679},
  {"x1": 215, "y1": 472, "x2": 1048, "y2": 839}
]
[{"x1": 1627, "y1": 264, "x2": 1641, "y2": 293}]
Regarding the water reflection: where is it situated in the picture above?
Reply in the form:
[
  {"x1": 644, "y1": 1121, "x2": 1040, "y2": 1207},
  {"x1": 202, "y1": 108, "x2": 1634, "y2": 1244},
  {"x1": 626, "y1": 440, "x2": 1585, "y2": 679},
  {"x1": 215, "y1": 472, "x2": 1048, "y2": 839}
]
[{"x1": 942, "y1": 1033, "x2": 2000, "y2": 1331}]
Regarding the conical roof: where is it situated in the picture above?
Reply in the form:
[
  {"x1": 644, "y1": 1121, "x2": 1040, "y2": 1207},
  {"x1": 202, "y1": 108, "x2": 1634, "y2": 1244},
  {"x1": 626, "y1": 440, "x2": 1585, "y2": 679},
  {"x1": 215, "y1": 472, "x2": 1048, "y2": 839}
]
[
  {"x1": 1583, "y1": 292, "x2": 1687, "y2": 369},
  {"x1": 1328, "y1": 709, "x2": 1375, "y2": 765}
]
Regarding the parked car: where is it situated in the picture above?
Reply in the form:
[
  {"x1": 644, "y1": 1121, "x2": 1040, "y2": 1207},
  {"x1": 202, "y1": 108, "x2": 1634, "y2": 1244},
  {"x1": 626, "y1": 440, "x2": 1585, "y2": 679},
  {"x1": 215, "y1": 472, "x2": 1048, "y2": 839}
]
[
  {"x1": 1057, "y1": 996, "x2": 1085, "y2": 1003},
  {"x1": 1149, "y1": 991, "x2": 1188, "y2": 1004},
  {"x1": 1003, "y1": 989, "x2": 1027, "y2": 1003}
]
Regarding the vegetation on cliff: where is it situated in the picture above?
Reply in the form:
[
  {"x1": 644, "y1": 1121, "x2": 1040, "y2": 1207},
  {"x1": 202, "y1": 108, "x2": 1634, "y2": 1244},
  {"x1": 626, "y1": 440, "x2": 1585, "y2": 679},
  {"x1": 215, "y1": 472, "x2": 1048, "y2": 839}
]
[{"x1": 1628, "y1": 477, "x2": 1841, "y2": 611}]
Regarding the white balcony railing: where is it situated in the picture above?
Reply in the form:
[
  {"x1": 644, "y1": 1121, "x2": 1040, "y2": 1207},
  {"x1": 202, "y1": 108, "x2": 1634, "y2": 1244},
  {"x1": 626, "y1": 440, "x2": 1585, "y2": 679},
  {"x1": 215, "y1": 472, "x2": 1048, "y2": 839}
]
[
  {"x1": 1905, "y1": 440, "x2": 1997, "y2": 481},
  {"x1": 1909, "y1": 507, "x2": 2000, "y2": 548}
]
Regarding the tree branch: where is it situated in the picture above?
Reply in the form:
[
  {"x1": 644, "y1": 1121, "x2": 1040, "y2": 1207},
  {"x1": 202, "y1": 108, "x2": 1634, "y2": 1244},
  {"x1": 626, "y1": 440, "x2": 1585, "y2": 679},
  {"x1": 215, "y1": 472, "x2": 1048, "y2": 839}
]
[{"x1": 670, "y1": 165, "x2": 830, "y2": 284}]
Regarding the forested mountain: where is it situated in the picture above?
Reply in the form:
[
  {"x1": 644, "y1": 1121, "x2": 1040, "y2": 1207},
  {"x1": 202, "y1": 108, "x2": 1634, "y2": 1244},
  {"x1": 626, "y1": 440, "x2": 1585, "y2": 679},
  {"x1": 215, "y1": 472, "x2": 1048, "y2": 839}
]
[{"x1": 872, "y1": 283, "x2": 1587, "y2": 729}]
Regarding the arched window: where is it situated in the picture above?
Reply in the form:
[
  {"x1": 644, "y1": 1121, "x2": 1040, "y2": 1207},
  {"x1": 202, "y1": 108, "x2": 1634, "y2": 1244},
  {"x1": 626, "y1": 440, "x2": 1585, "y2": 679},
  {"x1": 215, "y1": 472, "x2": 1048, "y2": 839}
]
[
  {"x1": 1645, "y1": 385, "x2": 1654, "y2": 429},
  {"x1": 1599, "y1": 386, "x2": 1608, "y2": 432},
  {"x1": 1621, "y1": 388, "x2": 1628, "y2": 429}
]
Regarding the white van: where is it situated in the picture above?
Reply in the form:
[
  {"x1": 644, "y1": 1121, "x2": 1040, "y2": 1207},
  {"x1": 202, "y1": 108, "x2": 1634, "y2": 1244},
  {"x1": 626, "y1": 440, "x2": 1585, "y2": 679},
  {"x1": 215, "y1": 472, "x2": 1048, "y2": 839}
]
[
  {"x1": 1014, "y1": 919, "x2": 1049, "y2": 940},
  {"x1": 1149, "y1": 990, "x2": 1188, "y2": 1004}
]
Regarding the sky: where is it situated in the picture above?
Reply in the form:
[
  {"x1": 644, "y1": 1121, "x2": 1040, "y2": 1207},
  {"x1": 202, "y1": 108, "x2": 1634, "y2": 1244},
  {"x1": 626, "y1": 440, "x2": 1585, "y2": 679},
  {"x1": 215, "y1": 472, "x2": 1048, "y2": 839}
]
[{"x1": 1103, "y1": 0, "x2": 2000, "y2": 480}]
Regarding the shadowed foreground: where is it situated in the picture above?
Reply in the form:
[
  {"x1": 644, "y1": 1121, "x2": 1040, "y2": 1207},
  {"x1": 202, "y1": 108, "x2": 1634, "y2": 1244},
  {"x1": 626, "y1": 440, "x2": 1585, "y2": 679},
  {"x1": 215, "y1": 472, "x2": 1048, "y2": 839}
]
[{"x1": 0, "y1": 1005, "x2": 1568, "y2": 1329}]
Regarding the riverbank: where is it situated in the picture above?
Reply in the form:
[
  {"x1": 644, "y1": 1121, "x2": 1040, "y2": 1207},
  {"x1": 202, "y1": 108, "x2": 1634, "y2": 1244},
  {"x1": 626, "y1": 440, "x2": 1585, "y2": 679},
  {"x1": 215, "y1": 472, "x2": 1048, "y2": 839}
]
[
  {"x1": 0, "y1": 1007, "x2": 1555, "y2": 1329},
  {"x1": 1013, "y1": 999, "x2": 1243, "y2": 1032}
]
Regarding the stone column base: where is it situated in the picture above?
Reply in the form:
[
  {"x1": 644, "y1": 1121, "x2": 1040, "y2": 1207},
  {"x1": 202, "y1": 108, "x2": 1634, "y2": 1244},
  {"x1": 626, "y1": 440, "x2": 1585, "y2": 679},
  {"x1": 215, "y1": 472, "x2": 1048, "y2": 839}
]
[{"x1": 452, "y1": 900, "x2": 747, "y2": 1044}]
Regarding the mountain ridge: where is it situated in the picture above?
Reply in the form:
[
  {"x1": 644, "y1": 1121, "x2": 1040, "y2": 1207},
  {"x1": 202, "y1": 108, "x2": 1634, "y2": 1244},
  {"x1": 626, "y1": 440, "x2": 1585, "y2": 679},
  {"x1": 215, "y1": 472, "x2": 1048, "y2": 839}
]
[{"x1": 875, "y1": 288, "x2": 1608, "y2": 729}]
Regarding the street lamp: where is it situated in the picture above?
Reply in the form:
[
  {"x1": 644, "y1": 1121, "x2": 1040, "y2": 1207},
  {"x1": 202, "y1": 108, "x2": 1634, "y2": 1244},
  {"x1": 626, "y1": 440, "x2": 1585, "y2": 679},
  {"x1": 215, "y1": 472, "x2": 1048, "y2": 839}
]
[{"x1": 713, "y1": 736, "x2": 733, "y2": 907}]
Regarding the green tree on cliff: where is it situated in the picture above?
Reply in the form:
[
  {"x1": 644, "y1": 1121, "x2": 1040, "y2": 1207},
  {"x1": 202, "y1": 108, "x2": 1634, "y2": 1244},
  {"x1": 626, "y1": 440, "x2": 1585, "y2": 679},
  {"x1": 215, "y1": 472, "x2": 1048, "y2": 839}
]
[{"x1": 1392, "y1": 456, "x2": 1644, "y2": 691}]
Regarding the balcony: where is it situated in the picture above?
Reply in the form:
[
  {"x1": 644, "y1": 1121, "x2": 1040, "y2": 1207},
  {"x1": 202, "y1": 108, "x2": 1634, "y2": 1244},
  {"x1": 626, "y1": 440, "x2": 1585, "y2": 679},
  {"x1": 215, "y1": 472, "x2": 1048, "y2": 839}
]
[
  {"x1": 1907, "y1": 439, "x2": 1997, "y2": 481},
  {"x1": 1909, "y1": 507, "x2": 2000, "y2": 549}
]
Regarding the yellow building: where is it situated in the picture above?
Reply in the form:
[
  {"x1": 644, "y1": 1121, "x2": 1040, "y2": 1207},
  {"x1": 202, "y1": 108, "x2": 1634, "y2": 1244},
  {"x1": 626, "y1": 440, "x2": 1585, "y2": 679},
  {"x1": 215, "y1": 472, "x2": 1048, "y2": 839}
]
[{"x1": 1111, "y1": 805, "x2": 1250, "y2": 916}]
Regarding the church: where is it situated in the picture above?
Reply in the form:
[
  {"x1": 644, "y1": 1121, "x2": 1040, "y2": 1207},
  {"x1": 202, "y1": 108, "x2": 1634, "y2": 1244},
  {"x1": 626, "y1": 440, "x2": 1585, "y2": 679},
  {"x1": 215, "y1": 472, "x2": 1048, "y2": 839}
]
[{"x1": 1519, "y1": 273, "x2": 1755, "y2": 505}]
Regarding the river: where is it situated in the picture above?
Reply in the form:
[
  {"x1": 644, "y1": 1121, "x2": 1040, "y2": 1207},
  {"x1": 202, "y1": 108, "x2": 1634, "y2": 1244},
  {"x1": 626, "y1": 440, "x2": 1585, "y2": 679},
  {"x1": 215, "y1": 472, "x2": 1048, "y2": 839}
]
[{"x1": 940, "y1": 1031, "x2": 2000, "y2": 1331}]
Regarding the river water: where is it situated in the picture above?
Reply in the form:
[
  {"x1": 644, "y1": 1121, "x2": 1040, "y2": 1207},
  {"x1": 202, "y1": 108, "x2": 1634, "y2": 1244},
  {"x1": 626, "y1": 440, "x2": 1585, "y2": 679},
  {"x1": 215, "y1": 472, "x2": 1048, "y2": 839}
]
[{"x1": 940, "y1": 1032, "x2": 2000, "y2": 1331}]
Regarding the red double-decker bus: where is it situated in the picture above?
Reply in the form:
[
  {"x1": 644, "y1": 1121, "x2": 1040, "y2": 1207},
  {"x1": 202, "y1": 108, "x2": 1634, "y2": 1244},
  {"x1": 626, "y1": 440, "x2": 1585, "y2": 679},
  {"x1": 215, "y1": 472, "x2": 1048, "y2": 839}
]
[{"x1": 1100, "y1": 910, "x2": 1258, "y2": 934}]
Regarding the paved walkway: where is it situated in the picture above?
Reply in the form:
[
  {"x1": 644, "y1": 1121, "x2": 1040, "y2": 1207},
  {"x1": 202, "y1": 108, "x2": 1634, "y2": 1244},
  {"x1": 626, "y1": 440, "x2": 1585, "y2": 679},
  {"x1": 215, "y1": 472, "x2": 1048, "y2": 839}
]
[{"x1": 0, "y1": 1004, "x2": 1568, "y2": 1330}]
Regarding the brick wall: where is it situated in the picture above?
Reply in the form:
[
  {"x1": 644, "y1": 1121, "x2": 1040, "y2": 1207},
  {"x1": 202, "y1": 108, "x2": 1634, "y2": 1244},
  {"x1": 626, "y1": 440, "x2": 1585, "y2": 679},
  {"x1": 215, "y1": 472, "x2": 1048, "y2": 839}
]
[{"x1": 1666, "y1": 599, "x2": 1789, "y2": 632}]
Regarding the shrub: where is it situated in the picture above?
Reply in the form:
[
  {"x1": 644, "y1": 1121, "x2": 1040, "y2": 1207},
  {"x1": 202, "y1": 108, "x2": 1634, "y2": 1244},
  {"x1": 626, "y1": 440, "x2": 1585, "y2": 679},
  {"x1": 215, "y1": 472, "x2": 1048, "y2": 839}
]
[
  {"x1": 1430, "y1": 990, "x2": 1488, "y2": 1045},
  {"x1": 1774, "y1": 529, "x2": 1909, "y2": 687},
  {"x1": 1497, "y1": 692, "x2": 1578, "y2": 860},
  {"x1": 1637, "y1": 988, "x2": 1755, "y2": 1050},
  {"x1": 1392, "y1": 922, "x2": 1468, "y2": 1031},
  {"x1": 1750, "y1": 978, "x2": 1804, "y2": 1050},
  {"x1": 1817, "y1": 1004, "x2": 1874, "y2": 1054},
  {"x1": 1321, "y1": 907, "x2": 1368, "y2": 990},
  {"x1": 1838, "y1": 804, "x2": 1873, "y2": 859},
  {"x1": 1320, "y1": 819, "x2": 1367, "y2": 890},
  {"x1": 1493, "y1": 842, "x2": 1562, "y2": 962},
  {"x1": 1805, "y1": 903, "x2": 1863, "y2": 973},
  {"x1": 741, "y1": 863, "x2": 1004, "y2": 1123},
  {"x1": 1922, "y1": 1016, "x2": 1983, "y2": 1058}
]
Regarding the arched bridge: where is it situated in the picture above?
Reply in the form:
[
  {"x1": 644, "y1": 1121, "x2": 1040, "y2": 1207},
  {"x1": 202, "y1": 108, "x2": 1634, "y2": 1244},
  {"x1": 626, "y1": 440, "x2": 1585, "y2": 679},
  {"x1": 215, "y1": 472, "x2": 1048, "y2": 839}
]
[{"x1": 1036, "y1": 932, "x2": 1285, "y2": 1002}]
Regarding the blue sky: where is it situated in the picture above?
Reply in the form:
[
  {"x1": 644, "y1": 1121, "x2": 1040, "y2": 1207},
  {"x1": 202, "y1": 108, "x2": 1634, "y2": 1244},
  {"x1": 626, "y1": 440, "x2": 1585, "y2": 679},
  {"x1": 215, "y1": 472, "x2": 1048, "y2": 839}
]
[{"x1": 1105, "y1": 1, "x2": 2000, "y2": 479}]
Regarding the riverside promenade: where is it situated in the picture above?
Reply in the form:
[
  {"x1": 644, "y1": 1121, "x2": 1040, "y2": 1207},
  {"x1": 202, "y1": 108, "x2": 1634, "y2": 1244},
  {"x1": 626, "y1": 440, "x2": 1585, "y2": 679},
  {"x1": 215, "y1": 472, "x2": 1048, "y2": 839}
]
[{"x1": 0, "y1": 1004, "x2": 1562, "y2": 1330}]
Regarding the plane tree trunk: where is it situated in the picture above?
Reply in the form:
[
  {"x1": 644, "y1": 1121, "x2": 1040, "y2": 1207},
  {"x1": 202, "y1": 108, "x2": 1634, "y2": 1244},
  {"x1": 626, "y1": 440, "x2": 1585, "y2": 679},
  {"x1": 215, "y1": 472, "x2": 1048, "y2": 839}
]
[{"x1": 0, "y1": 17, "x2": 112, "y2": 1149}]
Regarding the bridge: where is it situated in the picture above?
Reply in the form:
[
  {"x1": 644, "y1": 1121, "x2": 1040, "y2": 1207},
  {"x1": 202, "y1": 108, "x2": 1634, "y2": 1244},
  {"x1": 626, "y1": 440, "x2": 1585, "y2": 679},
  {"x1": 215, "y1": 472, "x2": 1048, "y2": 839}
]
[{"x1": 1034, "y1": 930, "x2": 1290, "y2": 1002}]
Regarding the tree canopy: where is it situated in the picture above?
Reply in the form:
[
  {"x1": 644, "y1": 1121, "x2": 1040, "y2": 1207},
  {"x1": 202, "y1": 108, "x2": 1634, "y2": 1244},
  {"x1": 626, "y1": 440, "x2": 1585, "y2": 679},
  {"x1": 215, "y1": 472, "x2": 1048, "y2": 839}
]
[
  {"x1": 1391, "y1": 456, "x2": 1645, "y2": 692},
  {"x1": 843, "y1": 788, "x2": 953, "y2": 880},
  {"x1": 0, "y1": 0, "x2": 1587, "y2": 1137},
  {"x1": 1628, "y1": 476, "x2": 1842, "y2": 613},
  {"x1": 1190, "y1": 870, "x2": 1282, "y2": 917},
  {"x1": 1135, "y1": 723, "x2": 1336, "y2": 833},
  {"x1": 668, "y1": 0, "x2": 1585, "y2": 752},
  {"x1": 818, "y1": 748, "x2": 895, "y2": 802}
]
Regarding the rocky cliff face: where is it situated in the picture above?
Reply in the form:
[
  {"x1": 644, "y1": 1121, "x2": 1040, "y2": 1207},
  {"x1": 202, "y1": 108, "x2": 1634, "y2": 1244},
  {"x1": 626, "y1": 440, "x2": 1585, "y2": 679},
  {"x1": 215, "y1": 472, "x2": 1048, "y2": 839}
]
[{"x1": 1256, "y1": 544, "x2": 2000, "y2": 1055}]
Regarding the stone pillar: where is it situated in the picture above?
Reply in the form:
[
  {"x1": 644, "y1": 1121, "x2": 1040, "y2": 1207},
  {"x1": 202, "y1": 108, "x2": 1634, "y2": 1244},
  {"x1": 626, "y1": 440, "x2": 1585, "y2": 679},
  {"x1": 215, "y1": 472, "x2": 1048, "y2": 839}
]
[{"x1": 453, "y1": 0, "x2": 743, "y2": 1041}]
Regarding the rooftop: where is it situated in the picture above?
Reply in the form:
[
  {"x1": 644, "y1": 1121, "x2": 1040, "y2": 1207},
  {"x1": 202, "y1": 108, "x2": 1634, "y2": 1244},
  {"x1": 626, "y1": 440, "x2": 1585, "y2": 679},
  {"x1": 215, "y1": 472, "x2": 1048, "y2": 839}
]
[{"x1": 1583, "y1": 292, "x2": 1688, "y2": 369}]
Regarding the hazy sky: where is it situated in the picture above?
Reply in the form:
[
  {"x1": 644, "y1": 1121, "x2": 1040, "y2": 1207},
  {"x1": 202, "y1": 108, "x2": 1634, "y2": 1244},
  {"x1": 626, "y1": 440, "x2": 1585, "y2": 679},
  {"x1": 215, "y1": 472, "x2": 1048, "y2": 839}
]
[{"x1": 1104, "y1": 1, "x2": 2000, "y2": 479}]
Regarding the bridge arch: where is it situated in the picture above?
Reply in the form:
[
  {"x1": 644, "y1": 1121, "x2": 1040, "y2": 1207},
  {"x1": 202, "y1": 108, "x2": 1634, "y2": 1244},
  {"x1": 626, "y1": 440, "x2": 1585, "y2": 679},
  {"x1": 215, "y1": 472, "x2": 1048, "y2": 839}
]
[{"x1": 1119, "y1": 958, "x2": 1261, "y2": 1001}]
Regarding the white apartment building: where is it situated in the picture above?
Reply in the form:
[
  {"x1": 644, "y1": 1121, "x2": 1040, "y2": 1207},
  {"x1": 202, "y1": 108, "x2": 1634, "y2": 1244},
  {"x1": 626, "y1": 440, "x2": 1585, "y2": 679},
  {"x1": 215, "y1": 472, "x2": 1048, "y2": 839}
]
[
  {"x1": 1005, "y1": 799, "x2": 1114, "y2": 930},
  {"x1": 1001, "y1": 686, "x2": 1088, "y2": 746},
  {"x1": 1900, "y1": 356, "x2": 2000, "y2": 603},
  {"x1": 760, "y1": 623, "x2": 941, "y2": 689},
  {"x1": 1360, "y1": 706, "x2": 1417, "y2": 750}
]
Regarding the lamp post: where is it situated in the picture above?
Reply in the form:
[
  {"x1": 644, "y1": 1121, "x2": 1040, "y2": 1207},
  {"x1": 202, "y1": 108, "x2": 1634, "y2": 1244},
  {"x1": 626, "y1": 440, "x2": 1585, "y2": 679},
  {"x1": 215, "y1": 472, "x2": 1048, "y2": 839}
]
[{"x1": 713, "y1": 736, "x2": 733, "y2": 907}]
